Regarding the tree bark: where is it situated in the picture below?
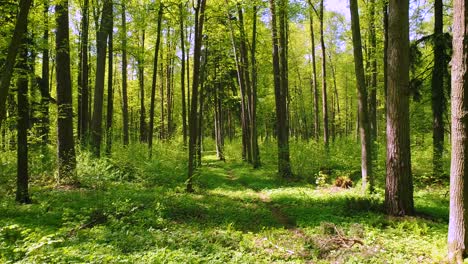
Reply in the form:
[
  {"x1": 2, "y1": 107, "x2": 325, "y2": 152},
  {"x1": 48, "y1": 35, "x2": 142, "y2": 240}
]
[
  {"x1": 431, "y1": 0, "x2": 445, "y2": 177},
  {"x1": 0, "y1": 0, "x2": 33, "y2": 123},
  {"x1": 40, "y1": 1, "x2": 50, "y2": 145},
  {"x1": 121, "y1": 2, "x2": 129, "y2": 146},
  {"x1": 270, "y1": 0, "x2": 292, "y2": 178},
  {"x1": 448, "y1": 0, "x2": 468, "y2": 261},
  {"x1": 90, "y1": 0, "x2": 112, "y2": 157},
  {"x1": 16, "y1": 37, "x2": 30, "y2": 204},
  {"x1": 319, "y1": 0, "x2": 329, "y2": 148},
  {"x1": 180, "y1": 3, "x2": 188, "y2": 146},
  {"x1": 350, "y1": 0, "x2": 373, "y2": 193},
  {"x1": 105, "y1": 5, "x2": 114, "y2": 156},
  {"x1": 138, "y1": 30, "x2": 148, "y2": 143},
  {"x1": 56, "y1": 0, "x2": 77, "y2": 182},
  {"x1": 308, "y1": 2, "x2": 320, "y2": 141},
  {"x1": 148, "y1": 2, "x2": 164, "y2": 158},
  {"x1": 368, "y1": 0, "x2": 377, "y2": 141},
  {"x1": 385, "y1": 0, "x2": 414, "y2": 216},
  {"x1": 187, "y1": 0, "x2": 207, "y2": 192},
  {"x1": 251, "y1": 4, "x2": 260, "y2": 167}
]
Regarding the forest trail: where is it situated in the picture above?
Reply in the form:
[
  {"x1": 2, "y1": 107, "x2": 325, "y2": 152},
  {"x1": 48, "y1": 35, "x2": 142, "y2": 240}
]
[{"x1": 224, "y1": 163, "x2": 302, "y2": 233}]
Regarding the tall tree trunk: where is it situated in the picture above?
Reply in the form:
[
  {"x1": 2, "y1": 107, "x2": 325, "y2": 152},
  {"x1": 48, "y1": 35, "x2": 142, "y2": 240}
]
[
  {"x1": 180, "y1": 3, "x2": 188, "y2": 146},
  {"x1": 270, "y1": 0, "x2": 292, "y2": 178},
  {"x1": 350, "y1": 0, "x2": 373, "y2": 193},
  {"x1": 431, "y1": 0, "x2": 445, "y2": 177},
  {"x1": 368, "y1": 0, "x2": 377, "y2": 140},
  {"x1": 385, "y1": 0, "x2": 414, "y2": 216},
  {"x1": 105, "y1": 6, "x2": 113, "y2": 156},
  {"x1": 121, "y1": 2, "x2": 129, "y2": 146},
  {"x1": 383, "y1": 3, "x2": 388, "y2": 101},
  {"x1": 79, "y1": 0, "x2": 89, "y2": 143},
  {"x1": 251, "y1": 4, "x2": 260, "y2": 168},
  {"x1": 224, "y1": 0, "x2": 250, "y2": 162},
  {"x1": 187, "y1": 0, "x2": 207, "y2": 192},
  {"x1": 0, "y1": 0, "x2": 32, "y2": 123},
  {"x1": 238, "y1": 3, "x2": 255, "y2": 164},
  {"x1": 448, "y1": 0, "x2": 468, "y2": 261},
  {"x1": 214, "y1": 70, "x2": 224, "y2": 161},
  {"x1": 308, "y1": 1, "x2": 320, "y2": 141},
  {"x1": 139, "y1": 30, "x2": 147, "y2": 142},
  {"x1": 319, "y1": 0, "x2": 329, "y2": 148},
  {"x1": 16, "y1": 36, "x2": 30, "y2": 204},
  {"x1": 40, "y1": 1, "x2": 50, "y2": 145},
  {"x1": 148, "y1": 2, "x2": 164, "y2": 158},
  {"x1": 90, "y1": 0, "x2": 112, "y2": 157},
  {"x1": 56, "y1": 0, "x2": 77, "y2": 182}
]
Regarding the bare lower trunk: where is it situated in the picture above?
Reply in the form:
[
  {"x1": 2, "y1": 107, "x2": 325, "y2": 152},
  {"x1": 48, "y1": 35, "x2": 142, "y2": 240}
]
[
  {"x1": 56, "y1": 0, "x2": 77, "y2": 182},
  {"x1": 350, "y1": 0, "x2": 373, "y2": 193},
  {"x1": 448, "y1": 0, "x2": 468, "y2": 261},
  {"x1": 385, "y1": 0, "x2": 414, "y2": 216}
]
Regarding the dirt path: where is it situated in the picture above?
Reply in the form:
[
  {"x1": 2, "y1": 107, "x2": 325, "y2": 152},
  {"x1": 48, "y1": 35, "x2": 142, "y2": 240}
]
[{"x1": 226, "y1": 166, "x2": 303, "y2": 233}]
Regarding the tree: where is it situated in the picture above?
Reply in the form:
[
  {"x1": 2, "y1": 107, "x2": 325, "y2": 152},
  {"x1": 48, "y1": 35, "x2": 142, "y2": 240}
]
[
  {"x1": 0, "y1": 0, "x2": 33, "y2": 123},
  {"x1": 105, "y1": 4, "x2": 114, "y2": 155},
  {"x1": 349, "y1": 0, "x2": 373, "y2": 193},
  {"x1": 78, "y1": 0, "x2": 89, "y2": 143},
  {"x1": 368, "y1": 0, "x2": 377, "y2": 141},
  {"x1": 180, "y1": 2, "x2": 188, "y2": 146},
  {"x1": 39, "y1": 0, "x2": 50, "y2": 145},
  {"x1": 385, "y1": 0, "x2": 414, "y2": 216},
  {"x1": 448, "y1": 0, "x2": 468, "y2": 261},
  {"x1": 318, "y1": 0, "x2": 329, "y2": 147},
  {"x1": 187, "y1": 0, "x2": 207, "y2": 192},
  {"x1": 56, "y1": 0, "x2": 77, "y2": 182},
  {"x1": 16, "y1": 34, "x2": 30, "y2": 204},
  {"x1": 269, "y1": 0, "x2": 292, "y2": 178},
  {"x1": 307, "y1": 0, "x2": 320, "y2": 141},
  {"x1": 148, "y1": 1, "x2": 164, "y2": 158},
  {"x1": 121, "y1": 2, "x2": 129, "y2": 146},
  {"x1": 90, "y1": 0, "x2": 112, "y2": 157},
  {"x1": 431, "y1": 0, "x2": 445, "y2": 177}
]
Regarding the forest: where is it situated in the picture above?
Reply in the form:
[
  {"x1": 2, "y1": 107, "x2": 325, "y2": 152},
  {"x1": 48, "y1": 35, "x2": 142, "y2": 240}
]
[{"x1": 1, "y1": 0, "x2": 467, "y2": 262}]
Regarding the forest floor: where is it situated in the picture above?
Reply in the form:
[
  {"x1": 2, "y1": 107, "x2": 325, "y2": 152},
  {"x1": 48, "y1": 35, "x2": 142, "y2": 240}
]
[{"x1": 0, "y1": 146, "x2": 450, "y2": 263}]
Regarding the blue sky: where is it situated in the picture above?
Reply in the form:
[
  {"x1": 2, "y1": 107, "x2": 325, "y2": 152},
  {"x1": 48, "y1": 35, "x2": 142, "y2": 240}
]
[{"x1": 326, "y1": 0, "x2": 350, "y2": 20}]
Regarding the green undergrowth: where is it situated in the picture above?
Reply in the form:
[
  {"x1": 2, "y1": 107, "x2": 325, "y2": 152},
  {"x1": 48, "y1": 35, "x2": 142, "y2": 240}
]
[{"x1": 0, "y1": 140, "x2": 450, "y2": 263}]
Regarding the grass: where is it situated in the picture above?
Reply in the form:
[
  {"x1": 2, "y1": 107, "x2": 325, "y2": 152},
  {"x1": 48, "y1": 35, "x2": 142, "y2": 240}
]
[{"x1": 0, "y1": 139, "x2": 450, "y2": 263}]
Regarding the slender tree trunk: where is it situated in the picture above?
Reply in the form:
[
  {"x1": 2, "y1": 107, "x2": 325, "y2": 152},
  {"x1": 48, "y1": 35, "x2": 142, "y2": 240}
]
[
  {"x1": 432, "y1": 0, "x2": 445, "y2": 177},
  {"x1": 251, "y1": 4, "x2": 260, "y2": 168},
  {"x1": 448, "y1": 0, "x2": 468, "y2": 261},
  {"x1": 369, "y1": 0, "x2": 377, "y2": 140},
  {"x1": 0, "y1": 0, "x2": 33, "y2": 123},
  {"x1": 40, "y1": 1, "x2": 50, "y2": 145},
  {"x1": 385, "y1": 0, "x2": 414, "y2": 216},
  {"x1": 56, "y1": 0, "x2": 77, "y2": 182},
  {"x1": 139, "y1": 30, "x2": 147, "y2": 142},
  {"x1": 187, "y1": 0, "x2": 207, "y2": 192},
  {"x1": 238, "y1": 3, "x2": 255, "y2": 164},
  {"x1": 16, "y1": 37, "x2": 30, "y2": 204},
  {"x1": 105, "y1": 6, "x2": 114, "y2": 156},
  {"x1": 319, "y1": 0, "x2": 329, "y2": 148},
  {"x1": 270, "y1": 0, "x2": 292, "y2": 178},
  {"x1": 79, "y1": 0, "x2": 89, "y2": 144},
  {"x1": 90, "y1": 0, "x2": 112, "y2": 157},
  {"x1": 121, "y1": 2, "x2": 129, "y2": 146},
  {"x1": 350, "y1": 0, "x2": 373, "y2": 193},
  {"x1": 148, "y1": 2, "x2": 164, "y2": 158},
  {"x1": 383, "y1": 3, "x2": 388, "y2": 101},
  {"x1": 214, "y1": 71, "x2": 224, "y2": 161},
  {"x1": 308, "y1": 2, "x2": 320, "y2": 141},
  {"x1": 180, "y1": 3, "x2": 188, "y2": 146},
  {"x1": 224, "y1": 0, "x2": 250, "y2": 161}
]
